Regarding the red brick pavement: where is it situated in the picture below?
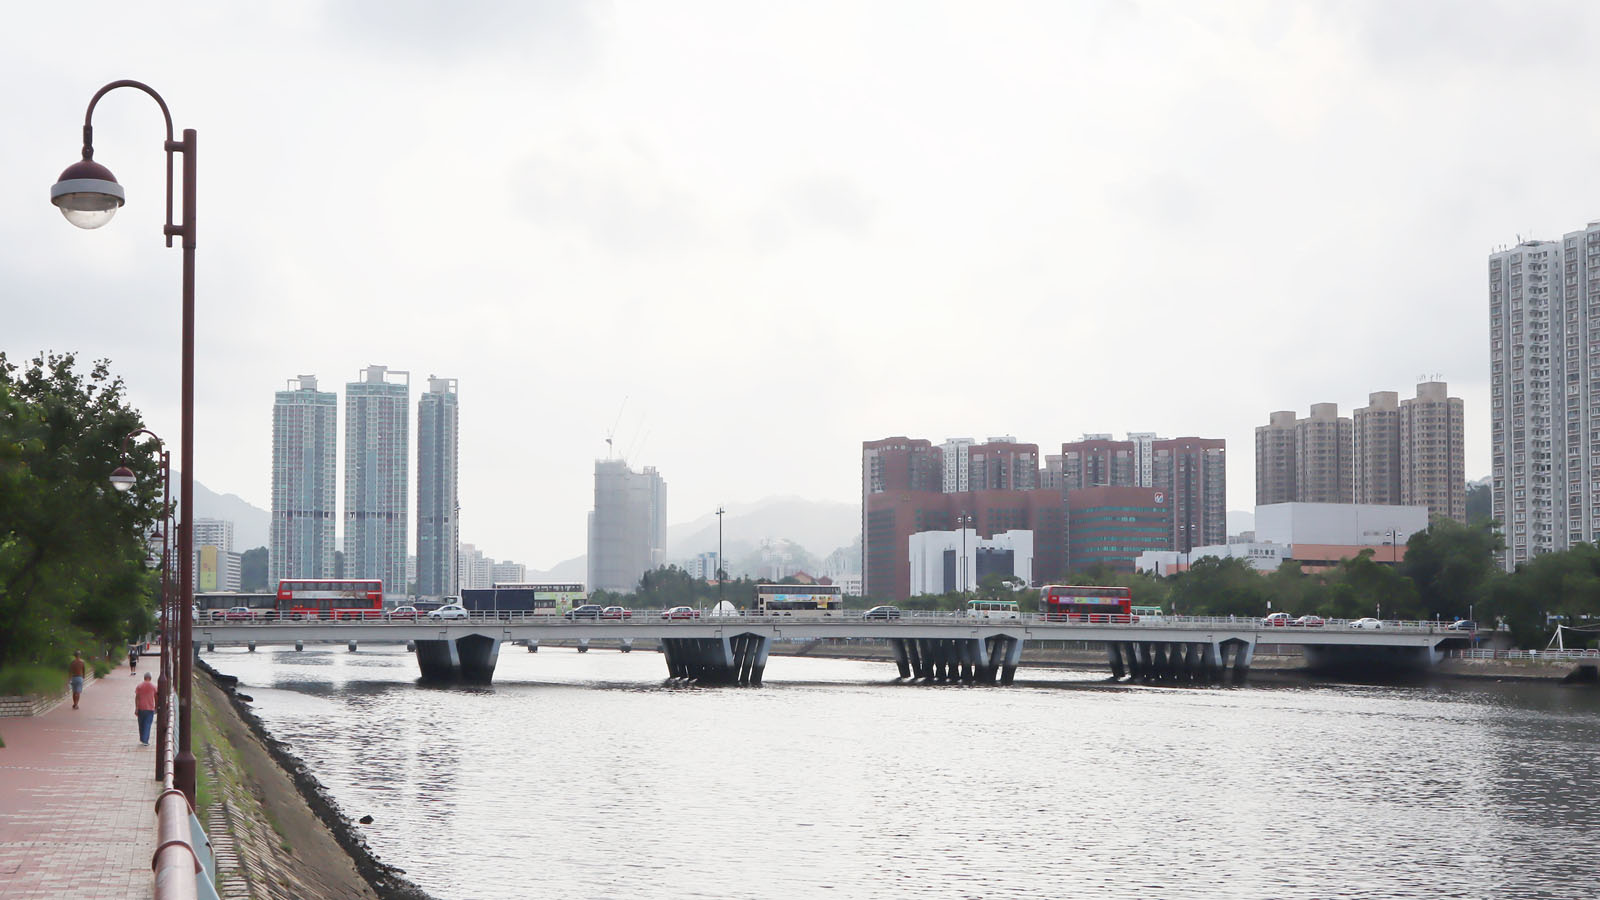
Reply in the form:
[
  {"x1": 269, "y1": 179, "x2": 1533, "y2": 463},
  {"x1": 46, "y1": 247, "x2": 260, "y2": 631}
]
[{"x1": 0, "y1": 661, "x2": 161, "y2": 899}]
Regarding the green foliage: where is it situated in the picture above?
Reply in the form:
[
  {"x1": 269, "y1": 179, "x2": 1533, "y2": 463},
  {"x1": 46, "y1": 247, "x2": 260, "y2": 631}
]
[
  {"x1": 0, "y1": 352, "x2": 162, "y2": 669},
  {"x1": 240, "y1": 547, "x2": 268, "y2": 592},
  {"x1": 0, "y1": 664, "x2": 67, "y2": 697},
  {"x1": 592, "y1": 566, "x2": 762, "y2": 610},
  {"x1": 1400, "y1": 518, "x2": 1502, "y2": 620}
]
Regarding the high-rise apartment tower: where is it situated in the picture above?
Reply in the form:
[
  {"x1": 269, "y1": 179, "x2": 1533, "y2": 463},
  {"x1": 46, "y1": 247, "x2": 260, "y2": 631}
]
[
  {"x1": 1490, "y1": 227, "x2": 1600, "y2": 570},
  {"x1": 416, "y1": 376, "x2": 459, "y2": 600},
  {"x1": 270, "y1": 375, "x2": 337, "y2": 582},
  {"x1": 344, "y1": 365, "x2": 410, "y2": 596}
]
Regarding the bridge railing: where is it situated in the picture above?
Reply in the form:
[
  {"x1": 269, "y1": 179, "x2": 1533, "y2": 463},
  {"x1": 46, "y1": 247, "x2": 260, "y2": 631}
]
[
  {"x1": 1447, "y1": 648, "x2": 1600, "y2": 661},
  {"x1": 197, "y1": 609, "x2": 1479, "y2": 634}
]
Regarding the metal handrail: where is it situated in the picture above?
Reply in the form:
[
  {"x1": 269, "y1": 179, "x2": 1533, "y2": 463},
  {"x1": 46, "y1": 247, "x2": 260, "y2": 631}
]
[
  {"x1": 152, "y1": 678, "x2": 200, "y2": 900},
  {"x1": 1448, "y1": 648, "x2": 1600, "y2": 660},
  {"x1": 194, "y1": 608, "x2": 1487, "y2": 634}
]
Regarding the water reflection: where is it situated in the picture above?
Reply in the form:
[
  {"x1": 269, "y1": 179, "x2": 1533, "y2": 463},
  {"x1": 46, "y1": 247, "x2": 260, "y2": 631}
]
[{"x1": 207, "y1": 647, "x2": 1600, "y2": 900}]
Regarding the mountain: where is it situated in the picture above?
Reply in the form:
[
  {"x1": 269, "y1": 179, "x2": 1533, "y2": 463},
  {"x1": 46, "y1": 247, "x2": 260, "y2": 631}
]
[
  {"x1": 527, "y1": 496, "x2": 861, "y2": 583},
  {"x1": 173, "y1": 474, "x2": 270, "y2": 550},
  {"x1": 664, "y1": 496, "x2": 858, "y2": 561}
]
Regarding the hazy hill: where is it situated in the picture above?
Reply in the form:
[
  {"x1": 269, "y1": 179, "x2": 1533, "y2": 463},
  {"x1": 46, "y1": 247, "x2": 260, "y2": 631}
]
[
  {"x1": 175, "y1": 475, "x2": 270, "y2": 550},
  {"x1": 527, "y1": 496, "x2": 861, "y2": 583}
]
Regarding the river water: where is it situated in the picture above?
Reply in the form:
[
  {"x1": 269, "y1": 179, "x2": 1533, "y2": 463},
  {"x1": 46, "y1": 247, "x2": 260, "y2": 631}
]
[{"x1": 206, "y1": 645, "x2": 1600, "y2": 900}]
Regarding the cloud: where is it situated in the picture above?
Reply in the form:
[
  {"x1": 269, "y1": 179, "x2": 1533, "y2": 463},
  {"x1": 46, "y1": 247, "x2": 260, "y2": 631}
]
[
  {"x1": 322, "y1": 0, "x2": 611, "y2": 71},
  {"x1": 510, "y1": 135, "x2": 703, "y2": 254}
]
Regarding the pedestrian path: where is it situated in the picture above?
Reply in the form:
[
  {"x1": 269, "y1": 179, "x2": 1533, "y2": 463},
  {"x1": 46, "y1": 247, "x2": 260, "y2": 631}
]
[{"x1": 0, "y1": 662, "x2": 161, "y2": 899}]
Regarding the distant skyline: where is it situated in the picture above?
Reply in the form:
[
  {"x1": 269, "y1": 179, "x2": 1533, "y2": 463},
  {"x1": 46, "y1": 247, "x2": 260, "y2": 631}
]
[{"x1": 8, "y1": 2, "x2": 1600, "y2": 568}]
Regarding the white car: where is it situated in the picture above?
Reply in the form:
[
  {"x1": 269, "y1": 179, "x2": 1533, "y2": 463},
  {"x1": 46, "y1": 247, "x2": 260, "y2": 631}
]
[
  {"x1": 429, "y1": 603, "x2": 470, "y2": 621},
  {"x1": 1349, "y1": 617, "x2": 1384, "y2": 629}
]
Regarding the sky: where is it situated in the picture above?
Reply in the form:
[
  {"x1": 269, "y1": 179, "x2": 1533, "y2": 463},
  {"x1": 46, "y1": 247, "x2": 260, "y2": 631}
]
[{"x1": 6, "y1": 1, "x2": 1600, "y2": 570}]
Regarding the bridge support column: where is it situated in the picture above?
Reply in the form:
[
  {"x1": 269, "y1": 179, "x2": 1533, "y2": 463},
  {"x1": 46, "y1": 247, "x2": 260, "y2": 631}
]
[
  {"x1": 414, "y1": 635, "x2": 502, "y2": 682},
  {"x1": 348, "y1": 640, "x2": 357, "y2": 652},
  {"x1": 660, "y1": 634, "x2": 770, "y2": 685},
  {"x1": 620, "y1": 638, "x2": 633, "y2": 653},
  {"x1": 526, "y1": 639, "x2": 538, "y2": 653},
  {"x1": 1231, "y1": 640, "x2": 1254, "y2": 682},
  {"x1": 577, "y1": 638, "x2": 590, "y2": 653},
  {"x1": 294, "y1": 640, "x2": 303, "y2": 652},
  {"x1": 247, "y1": 641, "x2": 255, "y2": 653},
  {"x1": 891, "y1": 639, "x2": 911, "y2": 678},
  {"x1": 996, "y1": 635, "x2": 1023, "y2": 685},
  {"x1": 1107, "y1": 643, "x2": 1125, "y2": 679},
  {"x1": 1202, "y1": 642, "x2": 1222, "y2": 681}
]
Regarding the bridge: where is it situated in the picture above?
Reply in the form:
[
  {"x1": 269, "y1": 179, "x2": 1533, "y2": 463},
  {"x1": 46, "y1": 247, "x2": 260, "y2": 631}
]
[{"x1": 194, "y1": 613, "x2": 1483, "y2": 685}]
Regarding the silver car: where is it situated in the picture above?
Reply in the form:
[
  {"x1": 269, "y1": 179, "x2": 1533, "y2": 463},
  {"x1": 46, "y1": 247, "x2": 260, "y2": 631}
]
[
  {"x1": 1349, "y1": 617, "x2": 1383, "y2": 629},
  {"x1": 429, "y1": 603, "x2": 470, "y2": 621}
]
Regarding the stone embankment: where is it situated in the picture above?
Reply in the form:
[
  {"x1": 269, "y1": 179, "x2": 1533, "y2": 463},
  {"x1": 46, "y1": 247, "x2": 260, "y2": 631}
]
[{"x1": 192, "y1": 661, "x2": 435, "y2": 900}]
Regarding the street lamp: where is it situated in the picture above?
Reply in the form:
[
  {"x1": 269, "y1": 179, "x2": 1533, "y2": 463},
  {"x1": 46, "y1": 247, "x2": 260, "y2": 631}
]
[
  {"x1": 715, "y1": 505, "x2": 726, "y2": 609},
  {"x1": 111, "y1": 429, "x2": 172, "y2": 781},
  {"x1": 955, "y1": 513, "x2": 974, "y2": 594},
  {"x1": 56, "y1": 80, "x2": 199, "y2": 807}
]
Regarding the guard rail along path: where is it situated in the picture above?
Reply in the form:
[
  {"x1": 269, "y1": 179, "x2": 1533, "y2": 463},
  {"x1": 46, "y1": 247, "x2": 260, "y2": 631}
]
[{"x1": 194, "y1": 611, "x2": 1486, "y2": 686}]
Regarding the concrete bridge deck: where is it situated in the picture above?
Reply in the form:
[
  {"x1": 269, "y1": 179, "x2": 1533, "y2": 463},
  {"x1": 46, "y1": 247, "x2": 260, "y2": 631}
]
[{"x1": 193, "y1": 613, "x2": 1483, "y2": 684}]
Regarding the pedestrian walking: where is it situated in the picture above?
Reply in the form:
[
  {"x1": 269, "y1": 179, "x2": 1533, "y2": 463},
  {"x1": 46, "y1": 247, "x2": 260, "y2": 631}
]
[
  {"x1": 134, "y1": 673, "x2": 157, "y2": 745},
  {"x1": 128, "y1": 643, "x2": 139, "y2": 674},
  {"x1": 67, "y1": 651, "x2": 87, "y2": 709}
]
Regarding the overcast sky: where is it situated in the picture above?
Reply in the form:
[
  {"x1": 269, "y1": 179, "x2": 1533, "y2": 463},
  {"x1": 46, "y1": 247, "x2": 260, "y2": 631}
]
[{"x1": 6, "y1": 1, "x2": 1600, "y2": 569}]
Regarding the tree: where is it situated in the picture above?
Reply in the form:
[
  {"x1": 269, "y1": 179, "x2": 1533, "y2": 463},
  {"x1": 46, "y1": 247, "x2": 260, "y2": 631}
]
[
  {"x1": 0, "y1": 352, "x2": 162, "y2": 670},
  {"x1": 240, "y1": 546, "x2": 268, "y2": 592},
  {"x1": 1400, "y1": 518, "x2": 1502, "y2": 621}
]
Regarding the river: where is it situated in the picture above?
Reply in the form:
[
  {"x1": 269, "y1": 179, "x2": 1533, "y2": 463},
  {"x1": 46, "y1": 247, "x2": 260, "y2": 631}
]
[{"x1": 206, "y1": 645, "x2": 1600, "y2": 900}]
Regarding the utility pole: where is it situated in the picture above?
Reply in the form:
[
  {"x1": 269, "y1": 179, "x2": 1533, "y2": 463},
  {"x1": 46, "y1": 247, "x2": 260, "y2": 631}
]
[{"x1": 716, "y1": 505, "x2": 726, "y2": 609}]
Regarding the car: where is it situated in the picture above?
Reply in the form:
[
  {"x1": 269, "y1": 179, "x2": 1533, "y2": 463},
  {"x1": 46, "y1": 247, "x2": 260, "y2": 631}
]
[
  {"x1": 387, "y1": 605, "x2": 420, "y2": 620},
  {"x1": 600, "y1": 606, "x2": 632, "y2": 620},
  {"x1": 223, "y1": 606, "x2": 256, "y2": 621},
  {"x1": 565, "y1": 604, "x2": 604, "y2": 620},
  {"x1": 1261, "y1": 612, "x2": 1293, "y2": 627},
  {"x1": 1349, "y1": 617, "x2": 1384, "y2": 629},
  {"x1": 429, "y1": 603, "x2": 469, "y2": 621},
  {"x1": 1294, "y1": 615, "x2": 1325, "y2": 628},
  {"x1": 661, "y1": 606, "x2": 700, "y2": 620},
  {"x1": 863, "y1": 605, "x2": 902, "y2": 621},
  {"x1": 1447, "y1": 619, "x2": 1478, "y2": 631}
]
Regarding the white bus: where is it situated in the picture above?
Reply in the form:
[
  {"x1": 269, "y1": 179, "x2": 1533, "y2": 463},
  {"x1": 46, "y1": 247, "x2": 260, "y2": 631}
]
[
  {"x1": 756, "y1": 583, "x2": 843, "y2": 616},
  {"x1": 965, "y1": 598, "x2": 1020, "y2": 620}
]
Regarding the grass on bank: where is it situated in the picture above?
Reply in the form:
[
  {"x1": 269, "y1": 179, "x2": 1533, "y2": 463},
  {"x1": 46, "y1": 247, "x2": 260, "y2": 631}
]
[{"x1": 190, "y1": 683, "x2": 293, "y2": 854}]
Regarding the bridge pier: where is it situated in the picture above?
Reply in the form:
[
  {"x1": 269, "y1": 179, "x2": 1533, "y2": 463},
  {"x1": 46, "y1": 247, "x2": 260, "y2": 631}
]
[
  {"x1": 526, "y1": 639, "x2": 538, "y2": 653},
  {"x1": 577, "y1": 638, "x2": 589, "y2": 653},
  {"x1": 620, "y1": 638, "x2": 633, "y2": 653},
  {"x1": 414, "y1": 635, "x2": 501, "y2": 682},
  {"x1": 891, "y1": 639, "x2": 911, "y2": 678},
  {"x1": 659, "y1": 634, "x2": 770, "y2": 685},
  {"x1": 1110, "y1": 639, "x2": 1246, "y2": 683}
]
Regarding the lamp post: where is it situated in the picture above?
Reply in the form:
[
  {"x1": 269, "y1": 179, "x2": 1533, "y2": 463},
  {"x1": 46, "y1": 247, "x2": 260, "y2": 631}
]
[
  {"x1": 111, "y1": 429, "x2": 171, "y2": 781},
  {"x1": 55, "y1": 80, "x2": 199, "y2": 807},
  {"x1": 956, "y1": 513, "x2": 974, "y2": 595},
  {"x1": 715, "y1": 506, "x2": 726, "y2": 609}
]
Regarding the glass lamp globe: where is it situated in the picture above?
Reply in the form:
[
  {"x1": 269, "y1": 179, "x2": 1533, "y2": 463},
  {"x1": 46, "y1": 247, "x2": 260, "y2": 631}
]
[
  {"x1": 51, "y1": 159, "x2": 125, "y2": 230},
  {"x1": 109, "y1": 466, "x2": 136, "y2": 492}
]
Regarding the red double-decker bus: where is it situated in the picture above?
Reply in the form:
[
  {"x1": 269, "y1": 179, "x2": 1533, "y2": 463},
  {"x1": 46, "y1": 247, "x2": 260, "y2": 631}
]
[
  {"x1": 1041, "y1": 584, "x2": 1135, "y2": 623},
  {"x1": 276, "y1": 579, "x2": 384, "y2": 620}
]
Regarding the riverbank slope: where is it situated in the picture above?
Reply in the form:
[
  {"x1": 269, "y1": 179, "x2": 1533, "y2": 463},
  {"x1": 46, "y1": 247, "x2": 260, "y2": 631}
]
[{"x1": 193, "y1": 662, "x2": 434, "y2": 900}]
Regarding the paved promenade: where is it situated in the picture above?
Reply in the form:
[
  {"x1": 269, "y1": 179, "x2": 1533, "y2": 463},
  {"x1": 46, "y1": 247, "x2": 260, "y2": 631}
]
[{"x1": 0, "y1": 662, "x2": 159, "y2": 900}]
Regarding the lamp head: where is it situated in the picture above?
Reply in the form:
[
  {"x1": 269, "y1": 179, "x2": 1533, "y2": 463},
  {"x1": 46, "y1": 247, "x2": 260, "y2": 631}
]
[
  {"x1": 51, "y1": 158, "x2": 124, "y2": 229},
  {"x1": 109, "y1": 465, "x2": 136, "y2": 492}
]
